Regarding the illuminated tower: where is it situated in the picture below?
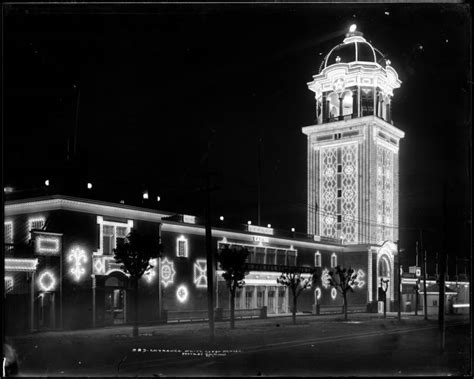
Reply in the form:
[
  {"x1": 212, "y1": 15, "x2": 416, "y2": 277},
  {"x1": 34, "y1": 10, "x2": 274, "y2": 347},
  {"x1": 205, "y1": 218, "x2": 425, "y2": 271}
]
[{"x1": 302, "y1": 25, "x2": 405, "y2": 245}]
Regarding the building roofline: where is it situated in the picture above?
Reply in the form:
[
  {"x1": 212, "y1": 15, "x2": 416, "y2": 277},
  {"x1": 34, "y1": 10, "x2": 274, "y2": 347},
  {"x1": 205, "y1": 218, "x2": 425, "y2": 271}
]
[{"x1": 5, "y1": 194, "x2": 359, "y2": 251}]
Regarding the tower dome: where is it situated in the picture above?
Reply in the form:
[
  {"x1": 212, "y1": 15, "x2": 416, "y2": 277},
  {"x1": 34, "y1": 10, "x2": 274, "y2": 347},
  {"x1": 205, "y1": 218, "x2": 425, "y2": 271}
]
[
  {"x1": 320, "y1": 25, "x2": 387, "y2": 72},
  {"x1": 307, "y1": 24, "x2": 401, "y2": 126}
]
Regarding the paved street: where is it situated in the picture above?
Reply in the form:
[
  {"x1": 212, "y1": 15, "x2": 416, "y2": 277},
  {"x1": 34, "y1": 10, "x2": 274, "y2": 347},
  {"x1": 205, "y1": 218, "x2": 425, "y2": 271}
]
[{"x1": 8, "y1": 313, "x2": 471, "y2": 377}]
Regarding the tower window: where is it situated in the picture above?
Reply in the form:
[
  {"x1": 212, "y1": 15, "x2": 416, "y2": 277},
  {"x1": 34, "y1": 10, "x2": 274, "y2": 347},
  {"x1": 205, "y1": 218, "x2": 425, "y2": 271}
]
[
  {"x1": 337, "y1": 215, "x2": 342, "y2": 223},
  {"x1": 337, "y1": 165, "x2": 342, "y2": 173},
  {"x1": 331, "y1": 253, "x2": 337, "y2": 268},
  {"x1": 334, "y1": 133, "x2": 342, "y2": 140},
  {"x1": 337, "y1": 189, "x2": 342, "y2": 198}
]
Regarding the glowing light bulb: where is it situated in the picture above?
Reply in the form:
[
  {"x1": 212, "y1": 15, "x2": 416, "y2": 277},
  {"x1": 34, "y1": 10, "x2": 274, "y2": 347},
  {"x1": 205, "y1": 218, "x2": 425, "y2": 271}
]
[
  {"x1": 247, "y1": 221, "x2": 252, "y2": 225},
  {"x1": 45, "y1": 179, "x2": 50, "y2": 187},
  {"x1": 143, "y1": 192, "x2": 149, "y2": 200},
  {"x1": 349, "y1": 24, "x2": 357, "y2": 33},
  {"x1": 87, "y1": 182, "x2": 92, "y2": 189},
  {"x1": 291, "y1": 228, "x2": 295, "y2": 232},
  {"x1": 267, "y1": 224, "x2": 272, "y2": 228},
  {"x1": 219, "y1": 216, "x2": 224, "y2": 221},
  {"x1": 157, "y1": 196, "x2": 161, "y2": 202}
]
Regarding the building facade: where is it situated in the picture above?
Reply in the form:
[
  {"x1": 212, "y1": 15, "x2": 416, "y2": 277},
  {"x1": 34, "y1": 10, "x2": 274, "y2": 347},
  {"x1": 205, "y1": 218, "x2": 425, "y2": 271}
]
[{"x1": 4, "y1": 195, "x2": 373, "y2": 334}]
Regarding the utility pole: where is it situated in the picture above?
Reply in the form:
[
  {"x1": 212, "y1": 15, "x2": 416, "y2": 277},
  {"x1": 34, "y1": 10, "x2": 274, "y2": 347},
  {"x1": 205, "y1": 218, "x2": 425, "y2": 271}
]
[
  {"x1": 397, "y1": 240, "x2": 401, "y2": 321},
  {"x1": 205, "y1": 173, "x2": 215, "y2": 342},
  {"x1": 415, "y1": 241, "x2": 419, "y2": 316},
  {"x1": 438, "y1": 182, "x2": 448, "y2": 352},
  {"x1": 257, "y1": 137, "x2": 263, "y2": 226},
  {"x1": 423, "y1": 249, "x2": 428, "y2": 320}
]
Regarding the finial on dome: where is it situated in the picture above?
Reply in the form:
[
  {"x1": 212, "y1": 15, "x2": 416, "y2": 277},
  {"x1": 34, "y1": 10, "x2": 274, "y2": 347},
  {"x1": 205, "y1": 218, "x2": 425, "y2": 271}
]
[
  {"x1": 335, "y1": 56, "x2": 341, "y2": 63},
  {"x1": 346, "y1": 24, "x2": 363, "y2": 38},
  {"x1": 386, "y1": 59, "x2": 391, "y2": 66}
]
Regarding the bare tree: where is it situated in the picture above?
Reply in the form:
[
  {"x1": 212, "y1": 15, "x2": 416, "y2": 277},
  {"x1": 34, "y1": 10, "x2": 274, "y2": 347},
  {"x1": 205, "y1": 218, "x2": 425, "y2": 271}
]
[
  {"x1": 277, "y1": 268, "x2": 318, "y2": 324},
  {"x1": 113, "y1": 229, "x2": 162, "y2": 337},
  {"x1": 328, "y1": 265, "x2": 358, "y2": 321},
  {"x1": 217, "y1": 245, "x2": 250, "y2": 329}
]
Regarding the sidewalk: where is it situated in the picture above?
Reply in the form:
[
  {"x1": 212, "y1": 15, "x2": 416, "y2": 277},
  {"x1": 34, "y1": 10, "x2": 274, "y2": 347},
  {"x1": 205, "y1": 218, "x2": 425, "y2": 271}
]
[{"x1": 8, "y1": 311, "x2": 468, "y2": 342}]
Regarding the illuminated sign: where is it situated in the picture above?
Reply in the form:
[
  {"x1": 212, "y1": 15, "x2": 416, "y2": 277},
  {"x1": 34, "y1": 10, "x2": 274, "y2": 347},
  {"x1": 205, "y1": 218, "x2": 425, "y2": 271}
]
[
  {"x1": 193, "y1": 259, "x2": 207, "y2": 288},
  {"x1": 247, "y1": 225, "x2": 274, "y2": 236},
  {"x1": 68, "y1": 248, "x2": 88, "y2": 281},
  {"x1": 38, "y1": 270, "x2": 56, "y2": 292},
  {"x1": 161, "y1": 258, "x2": 176, "y2": 288},
  {"x1": 35, "y1": 235, "x2": 61, "y2": 255},
  {"x1": 331, "y1": 288, "x2": 337, "y2": 300},
  {"x1": 5, "y1": 258, "x2": 38, "y2": 272},
  {"x1": 322, "y1": 268, "x2": 331, "y2": 289},
  {"x1": 252, "y1": 236, "x2": 269, "y2": 243},
  {"x1": 183, "y1": 215, "x2": 196, "y2": 224},
  {"x1": 176, "y1": 285, "x2": 188, "y2": 303}
]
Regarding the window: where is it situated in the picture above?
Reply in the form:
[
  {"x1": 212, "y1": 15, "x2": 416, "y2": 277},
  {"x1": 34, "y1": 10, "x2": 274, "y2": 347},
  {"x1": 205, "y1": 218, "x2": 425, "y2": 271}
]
[
  {"x1": 177, "y1": 236, "x2": 188, "y2": 258},
  {"x1": 256, "y1": 287, "x2": 265, "y2": 308},
  {"x1": 287, "y1": 250, "x2": 297, "y2": 266},
  {"x1": 337, "y1": 189, "x2": 342, "y2": 198},
  {"x1": 255, "y1": 247, "x2": 265, "y2": 264},
  {"x1": 29, "y1": 217, "x2": 45, "y2": 231},
  {"x1": 337, "y1": 164, "x2": 342, "y2": 173},
  {"x1": 276, "y1": 250, "x2": 286, "y2": 266},
  {"x1": 361, "y1": 87, "x2": 374, "y2": 116},
  {"x1": 315, "y1": 251, "x2": 321, "y2": 267},
  {"x1": 100, "y1": 220, "x2": 132, "y2": 255},
  {"x1": 4, "y1": 222, "x2": 13, "y2": 244},
  {"x1": 266, "y1": 249, "x2": 276, "y2": 265},
  {"x1": 331, "y1": 253, "x2": 337, "y2": 268},
  {"x1": 245, "y1": 287, "x2": 254, "y2": 309},
  {"x1": 341, "y1": 90, "x2": 353, "y2": 117},
  {"x1": 337, "y1": 215, "x2": 342, "y2": 223}
]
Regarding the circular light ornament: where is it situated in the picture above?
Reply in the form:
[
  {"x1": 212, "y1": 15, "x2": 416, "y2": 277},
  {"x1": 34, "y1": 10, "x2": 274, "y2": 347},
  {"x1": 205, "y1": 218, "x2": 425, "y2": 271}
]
[
  {"x1": 331, "y1": 288, "x2": 337, "y2": 300},
  {"x1": 176, "y1": 285, "x2": 188, "y2": 303},
  {"x1": 349, "y1": 24, "x2": 357, "y2": 33},
  {"x1": 38, "y1": 270, "x2": 56, "y2": 292},
  {"x1": 315, "y1": 287, "x2": 322, "y2": 300}
]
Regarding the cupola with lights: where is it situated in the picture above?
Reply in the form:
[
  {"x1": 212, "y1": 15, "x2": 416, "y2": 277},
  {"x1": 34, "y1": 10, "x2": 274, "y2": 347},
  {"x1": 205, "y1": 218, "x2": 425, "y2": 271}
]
[{"x1": 308, "y1": 24, "x2": 401, "y2": 124}]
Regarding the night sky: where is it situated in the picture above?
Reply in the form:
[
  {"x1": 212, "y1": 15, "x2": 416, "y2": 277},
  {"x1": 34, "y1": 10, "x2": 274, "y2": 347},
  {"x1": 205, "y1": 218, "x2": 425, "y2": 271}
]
[{"x1": 4, "y1": 4, "x2": 471, "y2": 275}]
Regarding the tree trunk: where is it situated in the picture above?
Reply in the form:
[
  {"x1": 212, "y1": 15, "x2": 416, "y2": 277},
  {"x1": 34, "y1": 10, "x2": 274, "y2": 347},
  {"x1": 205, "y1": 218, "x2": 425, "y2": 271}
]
[
  {"x1": 292, "y1": 295, "x2": 297, "y2": 325},
  {"x1": 133, "y1": 278, "x2": 139, "y2": 337},
  {"x1": 343, "y1": 292, "x2": 348, "y2": 321},
  {"x1": 230, "y1": 289, "x2": 235, "y2": 329}
]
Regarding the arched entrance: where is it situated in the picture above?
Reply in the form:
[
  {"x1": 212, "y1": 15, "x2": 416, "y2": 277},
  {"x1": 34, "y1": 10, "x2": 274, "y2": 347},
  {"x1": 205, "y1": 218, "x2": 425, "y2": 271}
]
[
  {"x1": 104, "y1": 272, "x2": 128, "y2": 325},
  {"x1": 376, "y1": 242, "x2": 396, "y2": 313}
]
